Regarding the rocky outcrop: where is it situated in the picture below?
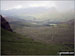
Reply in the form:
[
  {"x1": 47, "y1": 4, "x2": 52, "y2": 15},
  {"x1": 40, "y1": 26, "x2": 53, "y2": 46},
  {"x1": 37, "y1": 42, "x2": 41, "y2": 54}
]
[{"x1": 0, "y1": 15, "x2": 13, "y2": 32}]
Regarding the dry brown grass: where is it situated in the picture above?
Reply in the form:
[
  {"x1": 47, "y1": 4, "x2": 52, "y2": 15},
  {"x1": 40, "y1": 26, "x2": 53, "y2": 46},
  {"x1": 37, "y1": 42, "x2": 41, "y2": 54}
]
[{"x1": 14, "y1": 24, "x2": 74, "y2": 45}]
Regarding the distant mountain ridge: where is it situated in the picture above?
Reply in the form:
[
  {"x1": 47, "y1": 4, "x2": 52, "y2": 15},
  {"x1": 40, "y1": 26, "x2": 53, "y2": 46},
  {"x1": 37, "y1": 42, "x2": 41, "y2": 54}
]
[{"x1": 1, "y1": 7, "x2": 74, "y2": 22}]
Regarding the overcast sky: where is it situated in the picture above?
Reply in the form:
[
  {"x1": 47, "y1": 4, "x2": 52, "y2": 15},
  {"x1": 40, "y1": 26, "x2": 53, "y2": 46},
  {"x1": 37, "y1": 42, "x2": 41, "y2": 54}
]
[{"x1": 1, "y1": 1, "x2": 74, "y2": 11}]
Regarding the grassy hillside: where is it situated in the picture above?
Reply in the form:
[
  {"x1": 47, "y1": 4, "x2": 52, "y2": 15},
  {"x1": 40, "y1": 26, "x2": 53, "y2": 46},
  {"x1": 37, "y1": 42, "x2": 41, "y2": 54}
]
[
  {"x1": 1, "y1": 28, "x2": 73, "y2": 55},
  {"x1": 14, "y1": 24, "x2": 74, "y2": 45}
]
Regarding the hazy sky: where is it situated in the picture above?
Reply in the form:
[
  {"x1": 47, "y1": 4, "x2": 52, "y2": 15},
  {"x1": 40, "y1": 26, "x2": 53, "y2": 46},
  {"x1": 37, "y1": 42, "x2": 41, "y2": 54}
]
[{"x1": 1, "y1": 1, "x2": 74, "y2": 11}]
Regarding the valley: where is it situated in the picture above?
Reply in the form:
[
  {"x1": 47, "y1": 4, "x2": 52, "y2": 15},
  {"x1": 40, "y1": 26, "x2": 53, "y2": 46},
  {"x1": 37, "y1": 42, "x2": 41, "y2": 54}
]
[{"x1": 1, "y1": 1, "x2": 74, "y2": 55}]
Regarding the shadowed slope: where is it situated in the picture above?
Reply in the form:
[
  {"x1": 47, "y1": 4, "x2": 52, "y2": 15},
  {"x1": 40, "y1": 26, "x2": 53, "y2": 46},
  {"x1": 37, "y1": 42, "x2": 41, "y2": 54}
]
[{"x1": 0, "y1": 15, "x2": 13, "y2": 32}]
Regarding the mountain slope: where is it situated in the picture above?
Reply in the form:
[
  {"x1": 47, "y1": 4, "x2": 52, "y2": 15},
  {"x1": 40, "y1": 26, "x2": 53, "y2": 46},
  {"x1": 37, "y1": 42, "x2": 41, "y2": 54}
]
[
  {"x1": 2, "y1": 28, "x2": 74, "y2": 55},
  {"x1": 1, "y1": 28, "x2": 57, "y2": 55},
  {"x1": 0, "y1": 15, "x2": 13, "y2": 32},
  {"x1": 1, "y1": 15, "x2": 74, "y2": 55}
]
